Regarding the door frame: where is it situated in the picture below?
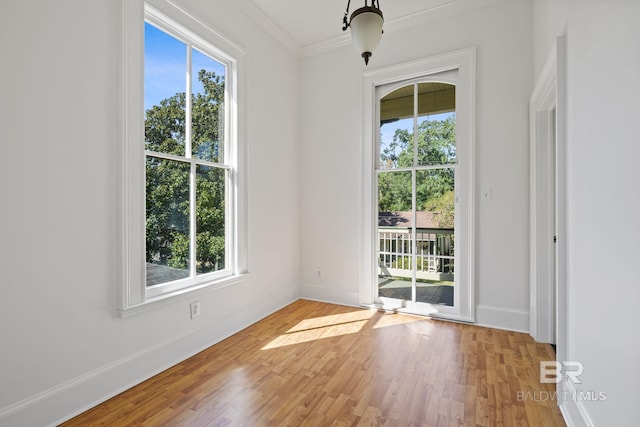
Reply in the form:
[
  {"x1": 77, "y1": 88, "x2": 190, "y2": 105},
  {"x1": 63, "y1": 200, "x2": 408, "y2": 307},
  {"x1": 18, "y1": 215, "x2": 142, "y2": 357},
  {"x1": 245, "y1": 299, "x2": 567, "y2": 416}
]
[
  {"x1": 529, "y1": 36, "x2": 567, "y2": 352},
  {"x1": 359, "y1": 48, "x2": 476, "y2": 322}
]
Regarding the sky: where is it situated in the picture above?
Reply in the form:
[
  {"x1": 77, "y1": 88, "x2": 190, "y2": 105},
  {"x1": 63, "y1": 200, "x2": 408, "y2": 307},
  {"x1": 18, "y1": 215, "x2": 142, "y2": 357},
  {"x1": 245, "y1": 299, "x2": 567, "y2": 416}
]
[{"x1": 144, "y1": 22, "x2": 225, "y2": 111}]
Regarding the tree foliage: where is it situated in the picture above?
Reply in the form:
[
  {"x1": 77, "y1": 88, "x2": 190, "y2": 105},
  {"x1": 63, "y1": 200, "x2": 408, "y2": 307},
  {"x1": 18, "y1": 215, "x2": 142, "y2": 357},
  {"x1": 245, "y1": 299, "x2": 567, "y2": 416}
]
[
  {"x1": 378, "y1": 117, "x2": 456, "y2": 229},
  {"x1": 145, "y1": 70, "x2": 226, "y2": 275},
  {"x1": 380, "y1": 116, "x2": 456, "y2": 169},
  {"x1": 425, "y1": 190, "x2": 455, "y2": 229}
]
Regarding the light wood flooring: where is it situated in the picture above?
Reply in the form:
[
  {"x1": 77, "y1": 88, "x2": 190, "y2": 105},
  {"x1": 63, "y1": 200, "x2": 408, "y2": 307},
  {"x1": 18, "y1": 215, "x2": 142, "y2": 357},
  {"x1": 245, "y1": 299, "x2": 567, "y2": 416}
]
[{"x1": 62, "y1": 299, "x2": 566, "y2": 426}]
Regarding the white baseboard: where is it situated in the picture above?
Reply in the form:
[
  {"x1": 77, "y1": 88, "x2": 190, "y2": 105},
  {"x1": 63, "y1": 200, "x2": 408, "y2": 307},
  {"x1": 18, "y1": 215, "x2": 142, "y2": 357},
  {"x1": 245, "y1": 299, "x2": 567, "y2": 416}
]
[
  {"x1": 475, "y1": 304, "x2": 530, "y2": 333},
  {"x1": 557, "y1": 380, "x2": 595, "y2": 427},
  {"x1": 298, "y1": 290, "x2": 531, "y2": 334},
  {"x1": 300, "y1": 284, "x2": 360, "y2": 307},
  {"x1": 0, "y1": 286, "x2": 298, "y2": 427}
]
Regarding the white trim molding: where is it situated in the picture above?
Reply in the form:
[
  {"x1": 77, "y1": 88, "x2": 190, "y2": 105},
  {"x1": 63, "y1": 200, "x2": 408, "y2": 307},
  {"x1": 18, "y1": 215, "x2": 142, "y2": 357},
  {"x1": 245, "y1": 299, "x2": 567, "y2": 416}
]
[
  {"x1": 238, "y1": 0, "x2": 509, "y2": 58},
  {"x1": 303, "y1": 0, "x2": 506, "y2": 57},
  {"x1": 558, "y1": 379, "x2": 597, "y2": 427},
  {"x1": 234, "y1": 0, "x2": 301, "y2": 56},
  {"x1": 530, "y1": 34, "x2": 574, "y2": 427},
  {"x1": 120, "y1": 0, "x2": 249, "y2": 313},
  {"x1": 0, "y1": 287, "x2": 299, "y2": 427},
  {"x1": 529, "y1": 35, "x2": 568, "y2": 364},
  {"x1": 360, "y1": 48, "x2": 476, "y2": 323},
  {"x1": 475, "y1": 304, "x2": 529, "y2": 333},
  {"x1": 300, "y1": 284, "x2": 360, "y2": 308},
  {"x1": 529, "y1": 47, "x2": 557, "y2": 343}
]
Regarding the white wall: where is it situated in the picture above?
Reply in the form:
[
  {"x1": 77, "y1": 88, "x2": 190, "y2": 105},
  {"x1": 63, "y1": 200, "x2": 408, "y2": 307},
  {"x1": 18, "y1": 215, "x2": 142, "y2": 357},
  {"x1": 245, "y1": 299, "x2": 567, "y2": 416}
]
[
  {"x1": 0, "y1": 1, "x2": 300, "y2": 425},
  {"x1": 5, "y1": 0, "x2": 638, "y2": 425},
  {"x1": 300, "y1": 0, "x2": 533, "y2": 331},
  {"x1": 533, "y1": 1, "x2": 640, "y2": 425},
  {"x1": 531, "y1": 0, "x2": 570, "y2": 79}
]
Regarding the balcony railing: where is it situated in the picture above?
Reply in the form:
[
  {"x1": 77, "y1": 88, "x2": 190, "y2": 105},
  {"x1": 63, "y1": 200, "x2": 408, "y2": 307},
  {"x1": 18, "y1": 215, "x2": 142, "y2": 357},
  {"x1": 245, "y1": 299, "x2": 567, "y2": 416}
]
[{"x1": 378, "y1": 230, "x2": 454, "y2": 282}]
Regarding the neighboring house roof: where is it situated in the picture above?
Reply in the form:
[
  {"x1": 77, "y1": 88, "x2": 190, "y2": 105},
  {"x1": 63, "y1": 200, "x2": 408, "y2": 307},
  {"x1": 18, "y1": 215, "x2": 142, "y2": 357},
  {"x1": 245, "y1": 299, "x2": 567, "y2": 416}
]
[{"x1": 378, "y1": 211, "x2": 453, "y2": 231}]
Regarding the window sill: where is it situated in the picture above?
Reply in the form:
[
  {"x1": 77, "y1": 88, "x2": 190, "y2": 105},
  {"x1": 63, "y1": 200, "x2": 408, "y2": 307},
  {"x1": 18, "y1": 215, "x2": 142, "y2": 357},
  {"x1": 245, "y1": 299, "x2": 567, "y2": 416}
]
[{"x1": 118, "y1": 273, "x2": 249, "y2": 319}]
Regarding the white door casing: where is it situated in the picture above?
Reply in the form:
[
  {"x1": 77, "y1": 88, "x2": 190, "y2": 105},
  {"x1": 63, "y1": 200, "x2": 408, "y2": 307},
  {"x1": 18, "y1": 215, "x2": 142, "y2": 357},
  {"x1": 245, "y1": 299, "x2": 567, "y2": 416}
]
[{"x1": 360, "y1": 48, "x2": 476, "y2": 322}]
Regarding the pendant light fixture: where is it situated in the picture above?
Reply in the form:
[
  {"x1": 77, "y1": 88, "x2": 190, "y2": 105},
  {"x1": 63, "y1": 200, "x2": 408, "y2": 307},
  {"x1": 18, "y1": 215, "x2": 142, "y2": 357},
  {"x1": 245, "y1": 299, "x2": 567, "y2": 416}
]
[{"x1": 342, "y1": 0, "x2": 384, "y2": 65}]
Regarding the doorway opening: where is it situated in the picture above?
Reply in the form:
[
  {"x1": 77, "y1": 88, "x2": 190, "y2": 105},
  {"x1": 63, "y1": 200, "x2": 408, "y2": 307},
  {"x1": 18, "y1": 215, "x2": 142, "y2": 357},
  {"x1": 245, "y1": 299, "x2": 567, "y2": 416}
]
[{"x1": 530, "y1": 36, "x2": 566, "y2": 354}]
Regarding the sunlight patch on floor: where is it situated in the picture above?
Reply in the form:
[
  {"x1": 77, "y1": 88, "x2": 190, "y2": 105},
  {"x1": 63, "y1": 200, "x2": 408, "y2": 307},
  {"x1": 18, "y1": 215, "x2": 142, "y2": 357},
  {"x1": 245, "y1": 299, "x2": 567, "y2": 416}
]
[
  {"x1": 262, "y1": 310, "x2": 376, "y2": 350},
  {"x1": 372, "y1": 312, "x2": 424, "y2": 329},
  {"x1": 286, "y1": 310, "x2": 376, "y2": 333}
]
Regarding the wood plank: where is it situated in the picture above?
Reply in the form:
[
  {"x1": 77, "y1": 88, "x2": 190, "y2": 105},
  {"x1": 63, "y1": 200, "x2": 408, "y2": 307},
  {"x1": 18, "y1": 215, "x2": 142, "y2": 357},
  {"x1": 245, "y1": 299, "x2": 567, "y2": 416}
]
[{"x1": 61, "y1": 300, "x2": 566, "y2": 426}]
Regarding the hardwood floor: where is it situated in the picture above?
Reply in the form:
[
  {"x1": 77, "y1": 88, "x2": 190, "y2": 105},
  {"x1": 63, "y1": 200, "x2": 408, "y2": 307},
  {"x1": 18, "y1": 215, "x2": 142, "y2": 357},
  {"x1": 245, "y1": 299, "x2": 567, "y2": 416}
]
[{"x1": 62, "y1": 300, "x2": 566, "y2": 426}]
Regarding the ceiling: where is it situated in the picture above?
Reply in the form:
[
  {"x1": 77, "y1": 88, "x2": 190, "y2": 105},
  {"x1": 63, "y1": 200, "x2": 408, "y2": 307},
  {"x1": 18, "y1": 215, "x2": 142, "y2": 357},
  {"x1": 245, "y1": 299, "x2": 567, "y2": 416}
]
[{"x1": 240, "y1": 0, "x2": 503, "y2": 54}]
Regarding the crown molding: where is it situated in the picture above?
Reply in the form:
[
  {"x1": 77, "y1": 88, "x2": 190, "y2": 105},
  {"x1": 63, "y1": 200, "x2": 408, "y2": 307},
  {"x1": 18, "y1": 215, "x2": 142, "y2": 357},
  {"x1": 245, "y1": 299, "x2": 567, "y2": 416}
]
[
  {"x1": 383, "y1": 0, "x2": 506, "y2": 36},
  {"x1": 240, "y1": 0, "x2": 508, "y2": 59},
  {"x1": 302, "y1": 0, "x2": 507, "y2": 57},
  {"x1": 302, "y1": 33, "x2": 351, "y2": 58},
  {"x1": 234, "y1": 0, "x2": 302, "y2": 56}
]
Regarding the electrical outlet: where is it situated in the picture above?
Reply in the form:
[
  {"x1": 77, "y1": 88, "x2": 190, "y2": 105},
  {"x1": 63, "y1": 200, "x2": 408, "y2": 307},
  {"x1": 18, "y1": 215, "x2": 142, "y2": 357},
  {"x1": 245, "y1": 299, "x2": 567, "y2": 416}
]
[{"x1": 190, "y1": 301, "x2": 201, "y2": 319}]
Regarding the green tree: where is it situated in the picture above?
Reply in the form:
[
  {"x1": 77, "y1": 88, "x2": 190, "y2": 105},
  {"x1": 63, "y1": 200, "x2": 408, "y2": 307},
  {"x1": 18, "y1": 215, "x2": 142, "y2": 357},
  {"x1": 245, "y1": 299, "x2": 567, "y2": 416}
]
[
  {"x1": 378, "y1": 116, "x2": 455, "y2": 225},
  {"x1": 381, "y1": 116, "x2": 456, "y2": 169},
  {"x1": 145, "y1": 70, "x2": 226, "y2": 274},
  {"x1": 425, "y1": 190, "x2": 455, "y2": 229}
]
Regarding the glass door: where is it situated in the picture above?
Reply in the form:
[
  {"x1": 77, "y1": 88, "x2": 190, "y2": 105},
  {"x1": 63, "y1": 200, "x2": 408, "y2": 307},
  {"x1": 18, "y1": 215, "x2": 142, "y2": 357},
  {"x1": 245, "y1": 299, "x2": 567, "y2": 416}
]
[{"x1": 376, "y1": 80, "x2": 457, "y2": 314}]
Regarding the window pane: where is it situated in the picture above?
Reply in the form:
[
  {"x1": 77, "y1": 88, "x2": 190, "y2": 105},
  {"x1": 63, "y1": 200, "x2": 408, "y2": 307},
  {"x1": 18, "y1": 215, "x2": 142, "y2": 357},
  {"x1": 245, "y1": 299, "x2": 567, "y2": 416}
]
[
  {"x1": 144, "y1": 23, "x2": 186, "y2": 156},
  {"x1": 379, "y1": 85, "x2": 414, "y2": 169},
  {"x1": 415, "y1": 168, "x2": 454, "y2": 306},
  {"x1": 417, "y1": 83, "x2": 456, "y2": 166},
  {"x1": 377, "y1": 171, "x2": 412, "y2": 299},
  {"x1": 196, "y1": 165, "x2": 226, "y2": 274},
  {"x1": 192, "y1": 49, "x2": 226, "y2": 162},
  {"x1": 145, "y1": 157, "x2": 190, "y2": 286}
]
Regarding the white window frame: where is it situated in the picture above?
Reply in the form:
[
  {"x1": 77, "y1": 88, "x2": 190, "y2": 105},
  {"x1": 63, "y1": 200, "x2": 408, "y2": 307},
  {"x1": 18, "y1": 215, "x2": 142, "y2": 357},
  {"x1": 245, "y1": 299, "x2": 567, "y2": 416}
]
[
  {"x1": 360, "y1": 48, "x2": 476, "y2": 322},
  {"x1": 120, "y1": 0, "x2": 248, "y2": 315}
]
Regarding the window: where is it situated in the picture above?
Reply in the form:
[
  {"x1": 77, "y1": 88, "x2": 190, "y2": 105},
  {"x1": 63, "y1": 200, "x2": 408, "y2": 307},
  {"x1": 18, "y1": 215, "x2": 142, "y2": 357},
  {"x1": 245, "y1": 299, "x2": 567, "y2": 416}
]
[
  {"x1": 143, "y1": 20, "x2": 231, "y2": 296},
  {"x1": 121, "y1": 2, "x2": 247, "y2": 313}
]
